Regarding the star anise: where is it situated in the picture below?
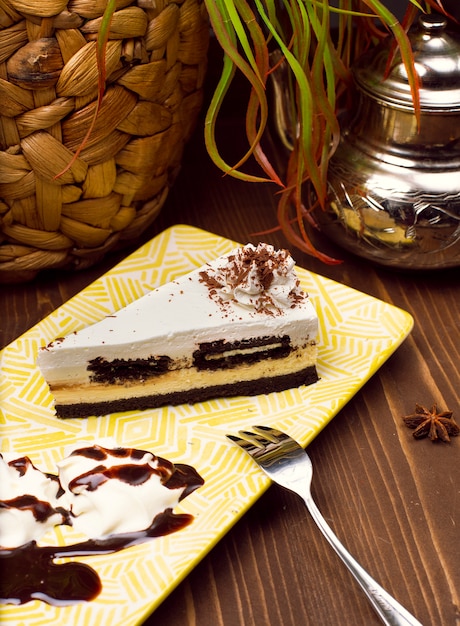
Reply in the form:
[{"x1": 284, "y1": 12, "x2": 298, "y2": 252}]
[{"x1": 402, "y1": 404, "x2": 459, "y2": 442}]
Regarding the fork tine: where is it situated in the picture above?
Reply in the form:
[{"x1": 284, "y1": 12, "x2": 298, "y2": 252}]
[
  {"x1": 230, "y1": 426, "x2": 306, "y2": 466},
  {"x1": 226, "y1": 433, "x2": 263, "y2": 455},
  {"x1": 251, "y1": 425, "x2": 287, "y2": 441},
  {"x1": 226, "y1": 429, "x2": 281, "y2": 461},
  {"x1": 227, "y1": 427, "x2": 288, "y2": 463},
  {"x1": 238, "y1": 429, "x2": 268, "y2": 444},
  {"x1": 239, "y1": 429, "x2": 281, "y2": 451},
  {"x1": 227, "y1": 426, "x2": 291, "y2": 448}
]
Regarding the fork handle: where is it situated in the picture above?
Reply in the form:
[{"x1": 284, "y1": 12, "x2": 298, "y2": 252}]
[{"x1": 302, "y1": 494, "x2": 423, "y2": 626}]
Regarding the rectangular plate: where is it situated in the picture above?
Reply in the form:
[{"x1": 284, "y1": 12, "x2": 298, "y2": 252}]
[{"x1": 0, "y1": 225, "x2": 413, "y2": 626}]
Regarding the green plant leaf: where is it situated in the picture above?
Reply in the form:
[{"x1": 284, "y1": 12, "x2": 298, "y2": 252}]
[
  {"x1": 204, "y1": 0, "x2": 276, "y2": 182},
  {"x1": 360, "y1": 0, "x2": 421, "y2": 119},
  {"x1": 203, "y1": 0, "x2": 457, "y2": 261}
]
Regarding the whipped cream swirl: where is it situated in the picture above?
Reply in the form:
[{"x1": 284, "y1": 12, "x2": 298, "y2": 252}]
[
  {"x1": 57, "y1": 446, "x2": 189, "y2": 538},
  {"x1": 201, "y1": 243, "x2": 304, "y2": 313},
  {"x1": 0, "y1": 453, "x2": 67, "y2": 548}
]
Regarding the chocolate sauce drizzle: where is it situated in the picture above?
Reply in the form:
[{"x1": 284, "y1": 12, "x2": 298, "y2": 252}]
[{"x1": 0, "y1": 462, "x2": 204, "y2": 607}]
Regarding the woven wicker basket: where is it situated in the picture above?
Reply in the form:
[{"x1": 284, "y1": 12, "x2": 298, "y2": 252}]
[{"x1": 0, "y1": 0, "x2": 209, "y2": 282}]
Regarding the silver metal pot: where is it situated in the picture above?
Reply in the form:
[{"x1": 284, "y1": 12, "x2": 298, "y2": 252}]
[{"x1": 317, "y1": 14, "x2": 460, "y2": 269}]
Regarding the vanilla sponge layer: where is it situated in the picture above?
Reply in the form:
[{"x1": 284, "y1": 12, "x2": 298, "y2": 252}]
[{"x1": 51, "y1": 345, "x2": 317, "y2": 417}]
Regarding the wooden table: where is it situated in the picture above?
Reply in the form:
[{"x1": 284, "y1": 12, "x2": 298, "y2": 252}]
[{"x1": 2, "y1": 61, "x2": 459, "y2": 626}]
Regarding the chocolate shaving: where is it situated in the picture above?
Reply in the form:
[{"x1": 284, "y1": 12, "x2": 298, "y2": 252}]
[{"x1": 198, "y1": 244, "x2": 304, "y2": 314}]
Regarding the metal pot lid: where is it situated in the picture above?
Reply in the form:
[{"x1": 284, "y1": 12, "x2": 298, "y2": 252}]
[{"x1": 352, "y1": 13, "x2": 460, "y2": 111}]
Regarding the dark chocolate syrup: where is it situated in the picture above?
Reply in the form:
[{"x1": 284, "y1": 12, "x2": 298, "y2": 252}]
[{"x1": 0, "y1": 463, "x2": 203, "y2": 606}]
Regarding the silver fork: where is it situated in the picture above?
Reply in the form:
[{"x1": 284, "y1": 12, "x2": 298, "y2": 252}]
[{"x1": 227, "y1": 425, "x2": 423, "y2": 626}]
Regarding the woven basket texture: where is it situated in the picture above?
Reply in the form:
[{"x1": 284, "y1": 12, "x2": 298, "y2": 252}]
[{"x1": 0, "y1": 0, "x2": 209, "y2": 282}]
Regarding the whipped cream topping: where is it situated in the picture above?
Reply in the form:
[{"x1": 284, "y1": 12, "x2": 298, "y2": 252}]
[
  {"x1": 0, "y1": 446, "x2": 204, "y2": 548},
  {"x1": 57, "y1": 446, "x2": 191, "y2": 538},
  {"x1": 0, "y1": 453, "x2": 67, "y2": 548},
  {"x1": 199, "y1": 243, "x2": 304, "y2": 313}
]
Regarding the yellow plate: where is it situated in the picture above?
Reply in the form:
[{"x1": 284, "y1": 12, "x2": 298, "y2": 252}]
[{"x1": 0, "y1": 225, "x2": 413, "y2": 626}]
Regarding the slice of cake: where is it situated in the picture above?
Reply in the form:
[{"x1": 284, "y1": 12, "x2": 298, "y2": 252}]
[{"x1": 37, "y1": 243, "x2": 319, "y2": 418}]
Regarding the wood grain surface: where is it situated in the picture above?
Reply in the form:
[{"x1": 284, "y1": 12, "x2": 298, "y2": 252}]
[{"x1": 2, "y1": 44, "x2": 459, "y2": 626}]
